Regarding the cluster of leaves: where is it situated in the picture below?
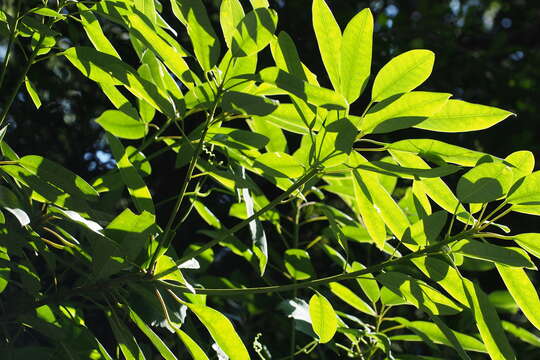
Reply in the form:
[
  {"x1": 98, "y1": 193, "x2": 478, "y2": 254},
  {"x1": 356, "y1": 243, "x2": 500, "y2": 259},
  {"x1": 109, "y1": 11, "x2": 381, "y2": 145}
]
[{"x1": 1, "y1": 0, "x2": 539, "y2": 359}]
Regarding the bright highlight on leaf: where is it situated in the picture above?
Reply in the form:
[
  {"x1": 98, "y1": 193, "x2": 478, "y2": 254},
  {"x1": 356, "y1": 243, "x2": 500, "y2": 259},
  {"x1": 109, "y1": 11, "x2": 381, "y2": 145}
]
[{"x1": 309, "y1": 292, "x2": 338, "y2": 343}]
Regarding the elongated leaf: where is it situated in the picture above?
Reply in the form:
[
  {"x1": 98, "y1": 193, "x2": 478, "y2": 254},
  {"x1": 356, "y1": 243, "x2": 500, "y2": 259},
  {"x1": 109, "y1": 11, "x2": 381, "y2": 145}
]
[
  {"x1": 402, "y1": 211, "x2": 447, "y2": 250},
  {"x1": 107, "y1": 133, "x2": 155, "y2": 214},
  {"x1": 284, "y1": 249, "x2": 315, "y2": 280},
  {"x1": 415, "y1": 100, "x2": 514, "y2": 132},
  {"x1": 377, "y1": 272, "x2": 462, "y2": 315},
  {"x1": 0, "y1": 185, "x2": 30, "y2": 226},
  {"x1": 361, "y1": 92, "x2": 450, "y2": 134},
  {"x1": 390, "y1": 317, "x2": 486, "y2": 353},
  {"x1": 175, "y1": 328, "x2": 209, "y2": 360},
  {"x1": 221, "y1": 91, "x2": 278, "y2": 116},
  {"x1": 0, "y1": 244, "x2": 9, "y2": 293},
  {"x1": 513, "y1": 233, "x2": 540, "y2": 259},
  {"x1": 254, "y1": 152, "x2": 304, "y2": 178},
  {"x1": 309, "y1": 292, "x2": 338, "y2": 343},
  {"x1": 508, "y1": 171, "x2": 540, "y2": 204},
  {"x1": 128, "y1": 11, "x2": 194, "y2": 88},
  {"x1": 502, "y1": 321, "x2": 540, "y2": 347},
  {"x1": 328, "y1": 282, "x2": 376, "y2": 316},
  {"x1": 352, "y1": 170, "x2": 386, "y2": 248},
  {"x1": 451, "y1": 239, "x2": 534, "y2": 268},
  {"x1": 186, "y1": 303, "x2": 250, "y2": 359},
  {"x1": 372, "y1": 49, "x2": 435, "y2": 101},
  {"x1": 464, "y1": 281, "x2": 516, "y2": 360},
  {"x1": 95, "y1": 110, "x2": 147, "y2": 139},
  {"x1": 24, "y1": 77, "x2": 41, "y2": 109},
  {"x1": 312, "y1": 0, "x2": 341, "y2": 90},
  {"x1": 107, "y1": 311, "x2": 146, "y2": 360},
  {"x1": 349, "y1": 261, "x2": 379, "y2": 303},
  {"x1": 388, "y1": 138, "x2": 494, "y2": 167},
  {"x1": 253, "y1": 103, "x2": 316, "y2": 135},
  {"x1": 457, "y1": 162, "x2": 513, "y2": 203},
  {"x1": 231, "y1": 8, "x2": 277, "y2": 57},
  {"x1": 237, "y1": 67, "x2": 348, "y2": 109},
  {"x1": 170, "y1": 0, "x2": 220, "y2": 71},
  {"x1": 78, "y1": 3, "x2": 120, "y2": 58},
  {"x1": 19, "y1": 155, "x2": 99, "y2": 202},
  {"x1": 129, "y1": 308, "x2": 177, "y2": 360},
  {"x1": 496, "y1": 265, "x2": 540, "y2": 331},
  {"x1": 64, "y1": 47, "x2": 174, "y2": 116},
  {"x1": 220, "y1": 0, "x2": 244, "y2": 48},
  {"x1": 340, "y1": 8, "x2": 373, "y2": 102}
]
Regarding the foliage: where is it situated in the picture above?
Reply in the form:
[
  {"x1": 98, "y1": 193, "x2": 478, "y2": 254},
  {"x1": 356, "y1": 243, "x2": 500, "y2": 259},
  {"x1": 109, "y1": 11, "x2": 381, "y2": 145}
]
[{"x1": 0, "y1": 0, "x2": 539, "y2": 359}]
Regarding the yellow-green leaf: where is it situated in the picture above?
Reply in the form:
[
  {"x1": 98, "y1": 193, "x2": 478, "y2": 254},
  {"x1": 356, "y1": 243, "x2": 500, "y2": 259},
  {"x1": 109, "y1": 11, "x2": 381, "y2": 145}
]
[
  {"x1": 312, "y1": 0, "x2": 341, "y2": 90},
  {"x1": 309, "y1": 292, "x2": 338, "y2": 343}
]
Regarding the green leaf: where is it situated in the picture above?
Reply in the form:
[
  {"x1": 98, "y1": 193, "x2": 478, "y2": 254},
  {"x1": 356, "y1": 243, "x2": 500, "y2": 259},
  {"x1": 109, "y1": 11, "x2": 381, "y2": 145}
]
[
  {"x1": 237, "y1": 67, "x2": 348, "y2": 110},
  {"x1": 33, "y1": 7, "x2": 65, "y2": 19},
  {"x1": 352, "y1": 170, "x2": 386, "y2": 248},
  {"x1": 505, "y1": 150, "x2": 535, "y2": 184},
  {"x1": 107, "y1": 133, "x2": 155, "y2": 214},
  {"x1": 376, "y1": 272, "x2": 462, "y2": 315},
  {"x1": 488, "y1": 290, "x2": 518, "y2": 314},
  {"x1": 0, "y1": 245, "x2": 10, "y2": 293},
  {"x1": 127, "y1": 11, "x2": 194, "y2": 88},
  {"x1": 220, "y1": 0, "x2": 244, "y2": 48},
  {"x1": 312, "y1": 0, "x2": 342, "y2": 90},
  {"x1": 154, "y1": 255, "x2": 194, "y2": 292},
  {"x1": 328, "y1": 282, "x2": 376, "y2": 316},
  {"x1": 63, "y1": 47, "x2": 174, "y2": 117},
  {"x1": 390, "y1": 317, "x2": 486, "y2": 353},
  {"x1": 175, "y1": 328, "x2": 209, "y2": 360},
  {"x1": 415, "y1": 100, "x2": 514, "y2": 132},
  {"x1": 349, "y1": 261, "x2": 379, "y2": 303},
  {"x1": 254, "y1": 152, "x2": 304, "y2": 178},
  {"x1": 221, "y1": 91, "x2": 278, "y2": 116},
  {"x1": 502, "y1": 321, "x2": 540, "y2": 347},
  {"x1": 456, "y1": 161, "x2": 513, "y2": 203},
  {"x1": 231, "y1": 8, "x2": 278, "y2": 57},
  {"x1": 402, "y1": 211, "x2": 447, "y2": 250},
  {"x1": 284, "y1": 249, "x2": 315, "y2": 280},
  {"x1": 388, "y1": 138, "x2": 495, "y2": 167},
  {"x1": 0, "y1": 185, "x2": 30, "y2": 226},
  {"x1": 19, "y1": 155, "x2": 99, "y2": 202},
  {"x1": 361, "y1": 92, "x2": 450, "y2": 134},
  {"x1": 185, "y1": 303, "x2": 250, "y2": 359},
  {"x1": 128, "y1": 308, "x2": 177, "y2": 360},
  {"x1": 451, "y1": 239, "x2": 534, "y2": 268},
  {"x1": 508, "y1": 171, "x2": 540, "y2": 204},
  {"x1": 340, "y1": 8, "x2": 373, "y2": 103},
  {"x1": 246, "y1": 118, "x2": 287, "y2": 153},
  {"x1": 24, "y1": 77, "x2": 41, "y2": 109},
  {"x1": 372, "y1": 49, "x2": 434, "y2": 101},
  {"x1": 496, "y1": 265, "x2": 540, "y2": 331},
  {"x1": 464, "y1": 281, "x2": 516, "y2": 360},
  {"x1": 252, "y1": 103, "x2": 316, "y2": 135},
  {"x1": 170, "y1": 0, "x2": 220, "y2": 71},
  {"x1": 77, "y1": 3, "x2": 120, "y2": 58},
  {"x1": 513, "y1": 233, "x2": 540, "y2": 259},
  {"x1": 107, "y1": 311, "x2": 146, "y2": 360},
  {"x1": 95, "y1": 110, "x2": 147, "y2": 140},
  {"x1": 309, "y1": 292, "x2": 338, "y2": 343}
]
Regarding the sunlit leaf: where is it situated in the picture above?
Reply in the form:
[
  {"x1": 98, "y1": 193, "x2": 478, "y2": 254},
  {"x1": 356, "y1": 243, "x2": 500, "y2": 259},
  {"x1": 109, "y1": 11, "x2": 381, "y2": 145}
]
[
  {"x1": 284, "y1": 249, "x2": 315, "y2": 280},
  {"x1": 451, "y1": 239, "x2": 534, "y2": 268},
  {"x1": 508, "y1": 171, "x2": 540, "y2": 205},
  {"x1": 95, "y1": 110, "x2": 147, "y2": 140},
  {"x1": 309, "y1": 292, "x2": 338, "y2": 343},
  {"x1": 231, "y1": 8, "x2": 278, "y2": 57},
  {"x1": 329, "y1": 282, "x2": 376, "y2": 316},
  {"x1": 372, "y1": 49, "x2": 435, "y2": 102},
  {"x1": 456, "y1": 162, "x2": 513, "y2": 203}
]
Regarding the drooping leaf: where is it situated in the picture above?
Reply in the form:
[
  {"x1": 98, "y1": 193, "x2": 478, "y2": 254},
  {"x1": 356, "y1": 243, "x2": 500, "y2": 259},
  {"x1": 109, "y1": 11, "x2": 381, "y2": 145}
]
[
  {"x1": 328, "y1": 282, "x2": 376, "y2": 316},
  {"x1": 376, "y1": 272, "x2": 462, "y2": 315},
  {"x1": 24, "y1": 77, "x2": 41, "y2": 109},
  {"x1": 19, "y1": 155, "x2": 99, "y2": 202},
  {"x1": 372, "y1": 49, "x2": 435, "y2": 102},
  {"x1": 312, "y1": 0, "x2": 342, "y2": 90},
  {"x1": 77, "y1": 3, "x2": 120, "y2": 58},
  {"x1": 496, "y1": 265, "x2": 540, "y2": 331},
  {"x1": 185, "y1": 303, "x2": 250, "y2": 359},
  {"x1": 415, "y1": 100, "x2": 514, "y2": 132},
  {"x1": 456, "y1": 161, "x2": 513, "y2": 203},
  {"x1": 309, "y1": 292, "x2": 338, "y2": 343},
  {"x1": 361, "y1": 92, "x2": 450, "y2": 134},
  {"x1": 502, "y1": 321, "x2": 540, "y2": 347},
  {"x1": 175, "y1": 328, "x2": 209, "y2": 360},
  {"x1": 349, "y1": 261, "x2": 379, "y2": 303},
  {"x1": 107, "y1": 310, "x2": 146, "y2": 360},
  {"x1": 95, "y1": 110, "x2": 147, "y2": 140},
  {"x1": 63, "y1": 47, "x2": 174, "y2": 116},
  {"x1": 513, "y1": 233, "x2": 540, "y2": 259},
  {"x1": 170, "y1": 0, "x2": 220, "y2": 71},
  {"x1": 128, "y1": 308, "x2": 177, "y2": 360},
  {"x1": 0, "y1": 185, "x2": 30, "y2": 226},
  {"x1": 352, "y1": 170, "x2": 386, "y2": 248},
  {"x1": 284, "y1": 249, "x2": 315, "y2": 280},
  {"x1": 340, "y1": 8, "x2": 373, "y2": 103},
  {"x1": 231, "y1": 7, "x2": 278, "y2": 57}
]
